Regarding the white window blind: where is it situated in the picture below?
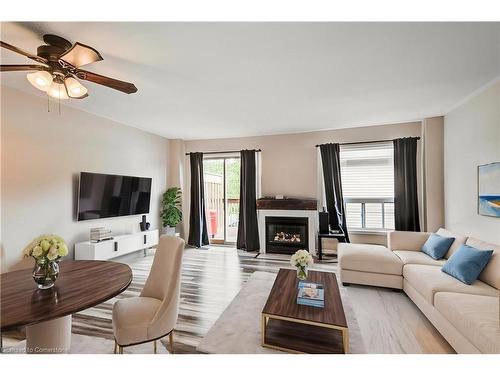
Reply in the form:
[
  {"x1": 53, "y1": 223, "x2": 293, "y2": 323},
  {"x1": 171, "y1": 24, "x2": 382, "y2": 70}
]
[{"x1": 339, "y1": 141, "x2": 395, "y2": 230}]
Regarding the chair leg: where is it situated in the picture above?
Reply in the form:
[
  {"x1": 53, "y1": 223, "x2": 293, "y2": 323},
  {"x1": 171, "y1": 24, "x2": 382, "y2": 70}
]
[
  {"x1": 153, "y1": 340, "x2": 157, "y2": 354},
  {"x1": 114, "y1": 340, "x2": 117, "y2": 354},
  {"x1": 169, "y1": 332, "x2": 174, "y2": 354}
]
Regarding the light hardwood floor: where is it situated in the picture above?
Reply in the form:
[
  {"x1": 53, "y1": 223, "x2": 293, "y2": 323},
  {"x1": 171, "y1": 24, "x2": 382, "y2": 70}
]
[{"x1": 2, "y1": 246, "x2": 455, "y2": 354}]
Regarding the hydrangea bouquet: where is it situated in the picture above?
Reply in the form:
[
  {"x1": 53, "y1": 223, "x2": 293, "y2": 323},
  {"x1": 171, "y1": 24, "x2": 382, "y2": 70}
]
[
  {"x1": 290, "y1": 249, "x2": 314, "y2": 280},
  {"x1": 23, "y1": 235, "x2": 68, "y2": 289}
]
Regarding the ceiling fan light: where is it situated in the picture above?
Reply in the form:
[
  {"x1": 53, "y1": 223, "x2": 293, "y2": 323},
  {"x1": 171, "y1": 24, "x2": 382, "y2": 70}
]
[
  {"x1": 64, "y1": 77, "x2": 88, "y2": 98},
  {"x1": 47, "y1": 81, "x2": 69, "y2": 100},
  {"x1": 26, "y1": 71, "x2": 53, "y2": 92}
]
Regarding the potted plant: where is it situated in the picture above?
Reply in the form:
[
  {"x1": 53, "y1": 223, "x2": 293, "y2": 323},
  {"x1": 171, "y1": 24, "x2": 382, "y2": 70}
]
[
  {"x1": 161, "y1": 187, "x2": 182, "y2": 236},
  {"x1": 23, "y1": 235, "x2": 69, "y2": 289}
]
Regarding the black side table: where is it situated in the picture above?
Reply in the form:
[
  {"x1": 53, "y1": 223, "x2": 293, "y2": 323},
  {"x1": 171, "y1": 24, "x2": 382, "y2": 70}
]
[{"x1": 317, "y1": 232, "x2": 346, "y2": 260}]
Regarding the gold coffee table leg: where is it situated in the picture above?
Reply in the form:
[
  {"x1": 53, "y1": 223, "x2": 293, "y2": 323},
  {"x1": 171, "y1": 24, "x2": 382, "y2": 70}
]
[
  {"x1": 342, "y1": 329, "x2": 349, "y2": 353},
  {"x1": 261, "y1": 315, "x2": 266, "y2": 345}
]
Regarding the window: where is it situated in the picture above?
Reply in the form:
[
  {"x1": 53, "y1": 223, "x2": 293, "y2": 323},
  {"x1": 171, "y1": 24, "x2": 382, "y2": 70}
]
[{"x1": 339, "y1": 142, "x2": 394, "y2": 231}]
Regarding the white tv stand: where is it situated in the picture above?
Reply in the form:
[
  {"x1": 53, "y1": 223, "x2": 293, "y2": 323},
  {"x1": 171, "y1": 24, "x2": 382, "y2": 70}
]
[{"x1": 75, "y1": 229, "x2": 159, "y2": 260}]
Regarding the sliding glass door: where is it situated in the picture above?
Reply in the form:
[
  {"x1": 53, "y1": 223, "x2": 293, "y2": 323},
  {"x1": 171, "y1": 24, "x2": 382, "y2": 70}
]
[{"x1": 203, "y1": 156, "x2": 241, "y2": 244}]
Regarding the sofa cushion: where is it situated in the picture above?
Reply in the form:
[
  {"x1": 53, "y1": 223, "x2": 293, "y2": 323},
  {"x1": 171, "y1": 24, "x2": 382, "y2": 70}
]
[
  {"x1": 436, "y1": 228, "x2": 467, "y2": 259},
  {"x1": 421, "y1": 233, "x2": 455, "y2": 259},
  {"x1": 403, "y1": 264, "x2": 498, "y2": 304},
  {"x1": 393, "y1": 250, "x2": 446, "y2": 267},
  {"x1": 434, "y1": 292, "x2": 500, "y2": 354},
  {"x1": 387, "y1": 231, "x2": 431, "y2": 252},
  {"x1": 338, "y1": 243, "x2": 403, "y2": 276},
  {"x1": 466, "y1": 237, "x2": 500, "y2": 289},
  {"x1": 442, "y1": 244, "x2": 493, "y2": 285}
]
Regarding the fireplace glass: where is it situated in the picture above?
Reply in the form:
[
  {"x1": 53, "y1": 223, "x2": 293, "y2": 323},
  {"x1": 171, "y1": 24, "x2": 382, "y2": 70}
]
[{"x1": 265, "y1": 216, "x2": 309, "y2": 254}]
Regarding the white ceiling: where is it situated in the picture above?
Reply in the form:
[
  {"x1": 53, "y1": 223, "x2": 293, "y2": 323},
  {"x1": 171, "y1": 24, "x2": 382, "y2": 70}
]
[{"x1": 1, "y1": 22, "x2": 499, "y2": 140}]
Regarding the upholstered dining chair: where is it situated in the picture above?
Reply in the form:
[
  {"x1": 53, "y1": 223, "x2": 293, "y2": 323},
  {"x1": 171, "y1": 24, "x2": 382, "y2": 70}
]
[{"x1": 112, "y1": 235, "x2": 185, "y2": 354}]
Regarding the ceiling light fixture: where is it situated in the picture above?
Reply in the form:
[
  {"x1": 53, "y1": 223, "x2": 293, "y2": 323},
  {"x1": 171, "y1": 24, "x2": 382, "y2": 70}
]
[
  {"x1": 26, "y1": 70, "x2": 53, "y2": 91},
  {"x1": 27, "y1": 71, "x2": 88, "y2": 100},
  {"x1": 47, "y1": 79, "x2": 69, "y2": 100},
  {"x1": 64, "y1": 76, "x2": 88, "y2": 98}
]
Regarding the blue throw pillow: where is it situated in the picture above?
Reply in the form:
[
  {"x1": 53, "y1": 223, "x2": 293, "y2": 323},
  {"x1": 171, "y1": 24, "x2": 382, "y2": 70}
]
[
  {"x1": 421, "y1": 233, "x2": 455, "y2": 259},
  {"x1": 442, "y1": 244, "x2": 494, "y2": 285}
]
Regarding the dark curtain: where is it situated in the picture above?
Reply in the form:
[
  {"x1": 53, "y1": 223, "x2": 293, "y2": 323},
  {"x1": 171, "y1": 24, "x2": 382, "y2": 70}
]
[
  {"x1": 236, "y1": 150, "x2": 260, "y2": 251},
  {"x1": 393, "y1": 137, "x2": 420, "y2": 231},
  {"x1": 188, "y1": 152, "x2": 209, "y2": 247},
  {"x1": 320, "y1": 143, "x2": 350, "y2": 242}
]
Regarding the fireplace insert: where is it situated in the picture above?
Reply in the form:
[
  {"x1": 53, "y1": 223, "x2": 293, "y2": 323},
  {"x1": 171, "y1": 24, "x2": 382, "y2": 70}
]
[{"x1": 265, "y1": 216, "x2": 309, "y2": 254}]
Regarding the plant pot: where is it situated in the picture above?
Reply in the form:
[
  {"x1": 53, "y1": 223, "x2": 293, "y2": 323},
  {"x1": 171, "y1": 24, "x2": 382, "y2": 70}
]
[
  {"x1": 32, "y1": 259, "x2": 59, "y2": 289},
  {"x1": 164, "y1": 226, "x2": 176, "y2": 236}
]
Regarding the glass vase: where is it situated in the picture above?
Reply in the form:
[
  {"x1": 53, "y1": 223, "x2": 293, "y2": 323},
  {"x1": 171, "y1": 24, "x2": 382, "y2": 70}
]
[
  {"x1": 296, "y1": 265, "x2": 308, "y2": 280},
  {"x1": 32, "y1": 258, "x2": 59, "y2": 289}
]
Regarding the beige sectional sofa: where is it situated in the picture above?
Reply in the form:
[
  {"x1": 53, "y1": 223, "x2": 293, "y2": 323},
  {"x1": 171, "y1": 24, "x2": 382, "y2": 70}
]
[{"x1": 338, "y1": 228, "x2": 500, "y2": 354}]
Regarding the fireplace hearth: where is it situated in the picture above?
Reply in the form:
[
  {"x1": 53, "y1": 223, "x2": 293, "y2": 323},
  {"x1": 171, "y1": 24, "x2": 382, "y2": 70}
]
[{"x1": 265, "y1": 216, "x2": 309, "y2": 254}]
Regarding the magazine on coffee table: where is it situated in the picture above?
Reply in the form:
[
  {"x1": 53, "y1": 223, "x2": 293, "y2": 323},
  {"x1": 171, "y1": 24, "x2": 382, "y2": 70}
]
[{"x1": 297, "y1": 282, "x2": 324, "y2": 308}]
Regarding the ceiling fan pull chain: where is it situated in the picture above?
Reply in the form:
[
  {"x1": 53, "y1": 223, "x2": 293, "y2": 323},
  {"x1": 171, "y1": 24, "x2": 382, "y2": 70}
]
[
  {"x1": 58, "y1": 86, "x2": 61, "y2": 115},
  {"x1": 47, "y1": 95, "x2": 50, "y2": 113}
]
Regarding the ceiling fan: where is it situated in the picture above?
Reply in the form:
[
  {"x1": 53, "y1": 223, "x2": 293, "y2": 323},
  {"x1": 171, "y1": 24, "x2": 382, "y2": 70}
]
[{"x1": 0, "y1": 34, "x2": 137, "y2": 100}]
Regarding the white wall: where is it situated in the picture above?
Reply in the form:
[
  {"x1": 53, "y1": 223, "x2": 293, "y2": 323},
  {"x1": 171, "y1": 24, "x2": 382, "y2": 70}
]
[
  {"x1": 422, "y1": 116, "x2": 445, "y2": 232},
  {"x1": 184, "y1": 122, "x2": 422, "y2": 199},
  {"x1": 1, "y1": 86, "x2": 170, "y2": 272},
  {"x1": 167, "y1": 139, "x2": 186, "y2": 238},
  {"x1": 444, "y1": 80, "x2": 500, "y2": 244}
]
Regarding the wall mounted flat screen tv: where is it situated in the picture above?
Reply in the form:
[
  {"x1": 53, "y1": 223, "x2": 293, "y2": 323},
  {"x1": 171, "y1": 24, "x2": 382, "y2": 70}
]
[{"x1": 77, "y1": 172, "x2": 152, "y2": 221}]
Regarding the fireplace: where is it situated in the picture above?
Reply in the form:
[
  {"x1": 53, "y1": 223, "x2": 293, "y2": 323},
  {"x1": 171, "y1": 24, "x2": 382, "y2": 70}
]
[
  {"x1": 257, "y1": 197, "x2": 317, "y2": 255},
  {"x1": 265, "y1": 216, "x2": 309, "y2": 254}
]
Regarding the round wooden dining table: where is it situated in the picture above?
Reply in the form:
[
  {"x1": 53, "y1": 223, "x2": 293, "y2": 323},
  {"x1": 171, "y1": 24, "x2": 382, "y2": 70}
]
[{"x1": 1, "y1": 260, "x2": 132, "y2": 353}]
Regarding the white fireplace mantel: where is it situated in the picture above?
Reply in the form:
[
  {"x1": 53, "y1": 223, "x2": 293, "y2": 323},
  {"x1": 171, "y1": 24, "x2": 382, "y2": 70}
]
[{"x1": 257, "y1": 209, "x2": 318, "y2": 255}]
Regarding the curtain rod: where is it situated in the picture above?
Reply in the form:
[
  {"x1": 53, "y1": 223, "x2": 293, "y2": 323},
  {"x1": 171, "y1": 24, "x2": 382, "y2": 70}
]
[
  {"x1": 315, "y1": 137, "x2": 420, "y2": 147},
  {"x1": 185, "y1": 149, "x2": 262, "y2": 156}
]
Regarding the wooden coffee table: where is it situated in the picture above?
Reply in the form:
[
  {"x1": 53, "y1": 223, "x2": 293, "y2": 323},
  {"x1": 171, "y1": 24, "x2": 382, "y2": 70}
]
[{"x1": 261, "y1": 268, "x2": 348, "y2": 354}]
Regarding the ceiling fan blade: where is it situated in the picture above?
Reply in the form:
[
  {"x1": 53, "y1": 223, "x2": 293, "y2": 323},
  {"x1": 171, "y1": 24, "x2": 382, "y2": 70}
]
[
  {"x1": 0, "y1": 64, "x2": 45, "y2": 72},
  {"x1": 0, "y1": 41, "x2": 47, "y2": 64},
  {"x1": 75, "y1": 69, "x2": 137, "y2": 94},
  {"x1": 60, "y1": 42, "x2": 103, "y2": 68}
]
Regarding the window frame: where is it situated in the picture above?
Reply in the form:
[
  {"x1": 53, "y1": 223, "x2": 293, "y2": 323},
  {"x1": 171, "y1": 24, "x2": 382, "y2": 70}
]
[
  {"x1": 344, "y1": 198, "x2": 394, "y2": 231},
  {"x1": 339, "y1": 141, "x2": 395, "y2": 232}
]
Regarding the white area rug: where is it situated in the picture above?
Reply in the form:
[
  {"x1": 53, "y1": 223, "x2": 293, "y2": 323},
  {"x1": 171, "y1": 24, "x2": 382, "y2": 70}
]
[{"x1": 197, "y1": 271, "x2": 366, "y2": 354}]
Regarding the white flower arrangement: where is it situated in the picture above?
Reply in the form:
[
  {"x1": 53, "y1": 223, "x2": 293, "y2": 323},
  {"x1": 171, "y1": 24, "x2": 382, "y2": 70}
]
[
  {"x1": 23, "y1": 235, "x2": 68, "y2": 262},
  {"x1": 290, "y1": 249, "x2": 314, "y2": 268}
]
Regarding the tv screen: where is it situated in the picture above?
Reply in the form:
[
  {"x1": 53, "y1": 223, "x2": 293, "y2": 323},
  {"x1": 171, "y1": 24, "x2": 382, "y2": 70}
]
[{"x1": 77, "y1": 172, "x2": 152, "y2": 221}]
